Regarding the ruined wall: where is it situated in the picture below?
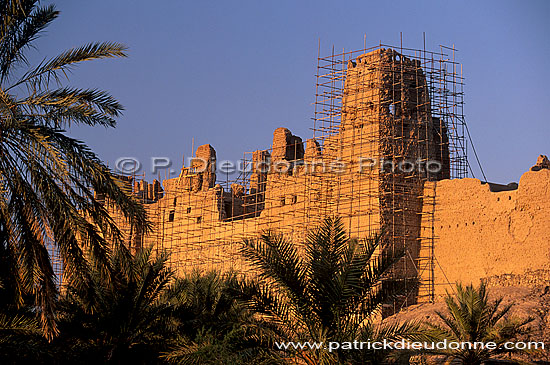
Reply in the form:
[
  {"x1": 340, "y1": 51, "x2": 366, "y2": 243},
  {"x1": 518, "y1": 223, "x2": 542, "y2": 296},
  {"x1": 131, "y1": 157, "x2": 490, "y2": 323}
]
[
  {"x1": 105, "y1": 47, "x2": 549, "y2": 307},
  {"x1": 334, "y1": 48, "x2": 450, "y2": 301},
  {"x1": 420, "y1": 168, "x2": 550, "y2": 296},
  {"x1": 106, "y1": 49, "x2": 449, "y2": 300},
  {"x1": 108, "y1": 157, "x2": 550, "y2": 294}
]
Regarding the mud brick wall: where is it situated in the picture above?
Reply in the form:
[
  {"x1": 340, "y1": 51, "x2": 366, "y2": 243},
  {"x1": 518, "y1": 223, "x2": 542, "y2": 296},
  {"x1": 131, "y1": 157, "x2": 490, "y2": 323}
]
[
  {"x1": 420, "y1": 169, "x2": 550, "y2": 297},
  {"x1": 104, "y1": 48, "x2": 549, "y2": 306}
]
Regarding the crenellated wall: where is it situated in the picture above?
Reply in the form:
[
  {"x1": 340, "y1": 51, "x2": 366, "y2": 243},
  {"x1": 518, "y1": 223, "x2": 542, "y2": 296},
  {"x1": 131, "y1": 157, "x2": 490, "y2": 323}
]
[
  {"x1": 105, "y1": 46, "x2": 549, "y2": 305},
  {"x1": 111, "y1": 154, "x2": 550, "y2": 297}
]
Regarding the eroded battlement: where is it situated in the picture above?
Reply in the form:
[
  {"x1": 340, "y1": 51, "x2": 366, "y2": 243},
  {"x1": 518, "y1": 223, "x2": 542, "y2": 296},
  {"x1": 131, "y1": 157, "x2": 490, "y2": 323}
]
[{"x1": 106, "y1": 45, "x2": 549, "y2": 306}]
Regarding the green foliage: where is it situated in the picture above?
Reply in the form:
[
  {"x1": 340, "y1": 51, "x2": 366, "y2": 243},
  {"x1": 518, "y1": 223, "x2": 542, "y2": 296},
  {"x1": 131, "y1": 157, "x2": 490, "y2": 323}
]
[
  {"x1": 51, "y1": 252, "x2": 272, "y2": 364},
  {"x1": 54, "y1": 245, "x2": 180, "y2": 364},
  {"x1": 163, "y1": 271, "x2": 276, "y2": 364},
  {"x1": 237, "y1": 216, "x2": 424, "y2": 364},
  {"x1": 426, "y1": 282, "x2": 534, "y2": 364},
  {"x1": 164, "y1": 329, "x2": 276, "y2": 365},
  {"x1": 0, "y1": 0, "x2": 149, "y2": 338},
  {"x1": 0, "y1": 313, "x2": 54, "y2": 362}
]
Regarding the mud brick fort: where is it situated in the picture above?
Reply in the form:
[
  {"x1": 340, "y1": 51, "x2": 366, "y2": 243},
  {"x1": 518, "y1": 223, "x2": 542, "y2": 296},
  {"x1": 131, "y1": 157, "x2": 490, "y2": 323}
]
[{"x1": 105, "y1": 43, "x2": 550, "y2": 308}]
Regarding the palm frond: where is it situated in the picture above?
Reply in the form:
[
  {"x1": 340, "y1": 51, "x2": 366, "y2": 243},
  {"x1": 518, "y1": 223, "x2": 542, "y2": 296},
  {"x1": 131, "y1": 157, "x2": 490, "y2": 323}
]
[
  {"x1": 21, "y1": 87, "x2": 124, "y2": 127},
  {"x1": 0, "y1": 2, "x2": 145, "y2": 339},
  {"x1": 236, "y1": 217, "x2": 419, "y2": 364},
  {"x1": 241, "y1": 231, "x2": 311, "y2": 317},
  {"x1": 426, "y1": 282, "x2": 535, "y2": 363},
  {"x1": 9, "y1": 41, "x2": 127, "y2": 91},
  {"x1": 0, "y1": 3, "x2": 58, "y2": 82}
]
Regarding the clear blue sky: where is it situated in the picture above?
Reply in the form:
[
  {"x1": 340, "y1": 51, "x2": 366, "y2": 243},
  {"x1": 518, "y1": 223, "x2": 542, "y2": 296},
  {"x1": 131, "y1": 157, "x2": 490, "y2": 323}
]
[{"x1": 36, "y1": 0, "x2": 549, "y2": 184}]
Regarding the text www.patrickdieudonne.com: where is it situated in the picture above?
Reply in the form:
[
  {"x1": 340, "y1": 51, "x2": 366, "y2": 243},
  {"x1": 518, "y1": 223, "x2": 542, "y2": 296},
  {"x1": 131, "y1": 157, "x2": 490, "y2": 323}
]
[{"x1": 275, "y1": 339, "x2": 546, "y2": 352}]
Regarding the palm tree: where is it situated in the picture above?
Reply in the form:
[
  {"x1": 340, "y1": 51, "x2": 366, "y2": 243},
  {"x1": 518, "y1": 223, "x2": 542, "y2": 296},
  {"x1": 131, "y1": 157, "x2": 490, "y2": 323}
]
[
  {"x1": 237, "y1": 216, "x2": 423, "y2": 364},
  {"x1": 0, "y1": 313, "x2": 54, "y2": 362},
  {"x1": 426, "y1": 282, "x2": 534, "y2": 364},
  {"x1": 0, "y1": 0, "x2": 149, "y2": 337},
  {"x1": 55, "y1": 245, "x2": 178, "y2": 364},
  {"x1": 166, "y1": 271, "x2": 251, "y2": 339},
  {"x1": 163, "y1": 271, "x2": 275, "y2": 364}
]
